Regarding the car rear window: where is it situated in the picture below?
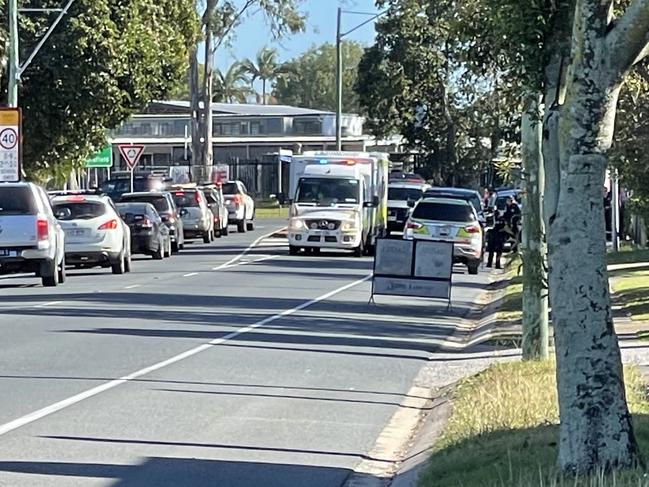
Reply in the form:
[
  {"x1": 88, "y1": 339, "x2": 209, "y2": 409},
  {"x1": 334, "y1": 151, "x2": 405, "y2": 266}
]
[
  {"x1": 172, "y1": 191, "x2": 199, "y2": 207},
  {"x1": 121, "y1": 195, "x2": 170, "y2": 212},
  {"x1": 413, "y1": 202, "x2": 476, "y2": 222},
  {"x1": 116, "y1": 203, "x2": 151, "y2": 222},
  {"x1": 0, "y1": 187, "x2": 38, "y2": 215},
  {"x1": 388, "y1": 188, "x2": 423, "y2": 201},
  {"x1": 204, "y1": 192, "x2": 218, "y2": 204},
  {"x1": 221, "y1": 183, "x2": 239, "y2": 195},
  {"x1": 424, "y1": 191, "x2": 482, "y2": 213},
  {"x1": 53, "y1": 201, "x2": 106, "y2": 220}
]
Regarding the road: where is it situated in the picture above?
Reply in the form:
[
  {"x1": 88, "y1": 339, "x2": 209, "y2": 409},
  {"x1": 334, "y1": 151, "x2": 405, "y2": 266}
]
[{"x1": 0, "y1": 219, "x2": 490, "y2": 487}]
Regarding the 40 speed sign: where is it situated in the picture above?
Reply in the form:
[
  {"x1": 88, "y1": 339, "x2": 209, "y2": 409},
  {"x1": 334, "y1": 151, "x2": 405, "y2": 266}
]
[{"x1": 0, "y1": 109, "x2": 21, "y2": 183}]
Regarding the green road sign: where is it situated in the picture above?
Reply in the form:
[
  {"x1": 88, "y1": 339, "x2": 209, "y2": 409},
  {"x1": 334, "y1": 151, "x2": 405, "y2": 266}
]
[{"x1": 86, "y1": 146, "x2": 113, "y2": 168}]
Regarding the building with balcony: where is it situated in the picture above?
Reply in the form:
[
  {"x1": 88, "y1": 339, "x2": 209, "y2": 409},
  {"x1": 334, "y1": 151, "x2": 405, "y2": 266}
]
[{"x1": 108, "y1": 101, "x2": 381, "y2": 171}]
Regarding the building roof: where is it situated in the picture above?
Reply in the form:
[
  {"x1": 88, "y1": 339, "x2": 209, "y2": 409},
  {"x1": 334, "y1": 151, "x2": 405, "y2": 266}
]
[{"x1": 144, "y1": 100, "x2": 336, "y2": 117}]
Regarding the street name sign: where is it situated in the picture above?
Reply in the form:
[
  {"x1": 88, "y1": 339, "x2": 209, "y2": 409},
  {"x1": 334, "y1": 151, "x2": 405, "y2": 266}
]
[
  {"x1": 0, "y1": 109, "x2": 21, "y2": 182},
  {"x1": 86, "y1": 146, "x2": 113, "y2": 168}
]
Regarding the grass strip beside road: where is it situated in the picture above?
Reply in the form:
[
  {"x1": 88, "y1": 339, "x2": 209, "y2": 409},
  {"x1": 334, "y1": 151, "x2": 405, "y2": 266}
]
[
  {"x1": 608, "y1": 249, "x2": 649, "y2": 323},
  {"x1": 495, "y1": 255, "x2": 523, "y2": 324},
  {"x1": 419, "y1": 361, "x2": 649, "y2": 487},
  {"x1": 256, "y1": 206, "x2": 289, "y2": 219}
]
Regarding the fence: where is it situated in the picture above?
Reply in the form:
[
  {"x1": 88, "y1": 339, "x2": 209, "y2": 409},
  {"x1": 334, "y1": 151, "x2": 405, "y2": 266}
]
[{"x1": 225, "y1": 158, "x2": 290, "y2": 200}]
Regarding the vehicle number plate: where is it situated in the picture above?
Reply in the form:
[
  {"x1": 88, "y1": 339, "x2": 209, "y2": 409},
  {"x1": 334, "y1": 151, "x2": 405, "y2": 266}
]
[
  {"x1": 388, "y1": 215, "x2": 397, "y2": 221},
  {"x1": 0, "y1": 249, "x2": 17, "y2": 257},
  {"x1": 312, "y1": 230, "x2": 334, "y2": 236},
  {"x1": 66, "y1": 229, "x2": 87, "y2": 237}
]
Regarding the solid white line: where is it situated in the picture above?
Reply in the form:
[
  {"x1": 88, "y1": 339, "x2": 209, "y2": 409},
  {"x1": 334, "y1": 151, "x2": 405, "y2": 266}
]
[
  {"x1": 0, "y1": 274, "x2": 371, "y2": 438},
  {"x1": 124, "y1": 284, "x2": 142, "y2": 290},
  {"x1": 218, "y1": 255, "x2": 280, "y2": 270},
  {"x1": 183, "y1": 272, "x2": 199, "y2": 277}
]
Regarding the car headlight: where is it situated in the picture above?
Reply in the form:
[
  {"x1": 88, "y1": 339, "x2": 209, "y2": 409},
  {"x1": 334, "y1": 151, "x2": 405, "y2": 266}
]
[
  {"x1": 289, "y1": 219, "x2": 306, "y2": 230},
  {"x1": 341, "y1": 220, "x2": 358, "y2": 231}
]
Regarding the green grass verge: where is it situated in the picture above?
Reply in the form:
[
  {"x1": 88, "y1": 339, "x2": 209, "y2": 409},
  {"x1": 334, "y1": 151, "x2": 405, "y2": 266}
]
[
  {"x1": 607, "y1": 248, "x2": 649, "y2": 266},
  {"x1": 608, "y1": 249, "x2": 649, "y2": 322},
  {"x1": 419, "y1": 361, "x2": 649, "y2": 487},
  {"x1": 495, "y1": 256, "x2": 523, "y2": 323},
  {"x1": 255, "y1": 206, "x2": 289, "y2": 219}
]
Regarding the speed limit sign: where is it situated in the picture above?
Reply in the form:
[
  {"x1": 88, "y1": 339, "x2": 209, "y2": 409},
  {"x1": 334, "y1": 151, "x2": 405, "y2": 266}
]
[{"x1": 0, "y1": 109, "x2": 21, "y2": 182}]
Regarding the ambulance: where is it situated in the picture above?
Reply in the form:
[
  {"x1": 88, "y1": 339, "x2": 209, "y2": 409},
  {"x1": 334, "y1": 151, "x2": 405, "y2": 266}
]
[{"x1": 287, "y1": 151, "x2": 389, "y2": 257}]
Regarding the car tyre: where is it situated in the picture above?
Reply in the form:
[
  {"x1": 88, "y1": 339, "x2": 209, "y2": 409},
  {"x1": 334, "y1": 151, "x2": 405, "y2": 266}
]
[
  {"x1": 222, "y1": 225, "x2": 229, "y2": 236},
  {"x1": 124, "y1": 249, "x2": 132, "y2": 272},
  {"x1": 57, "y1": 256, "x2": 67, "y2": 284},
  {"x1": 164, "y1": 240, "x2": 172, "y2": 258},
  {"x1": 215, "y1": 228, "x2": 222, "y2": 238},
  {"x1": 41, "y1": 259, "x2": 59, "y2": 287},
  {"x1": 203, "y1": 232, "x2": 211, "y2": 244},
  {"x1": 468, "y1": 261, "x2": 480, "y2": 275},
  {"x1": 172, "y1": 241, "x2": 180, "y2": 254},
  {"x1": 237, "y1": 221, "x2": 246, "y2": 233},
  {"x1": 112, "y1": 251, "x2": 126, "y2": 274},
  {"x1": 246, "y1": 220, "x2": 255, "y2": 231},
  {"x1": 153, "y1": 240, "x2": 164, "y2": 260},
  {"x1": 353, "y1": 241, "x2": 364, "y2": 258}
]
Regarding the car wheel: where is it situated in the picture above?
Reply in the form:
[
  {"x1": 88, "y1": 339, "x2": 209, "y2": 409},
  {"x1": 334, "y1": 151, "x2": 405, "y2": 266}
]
[
  {"x1": 124, "y1": 249, "x2": 132, "y2": 272},
  {"x1": 203, "y1": 232, "x2": 211, "y2": 244},
  {"x1": 246, "y1": 220, "x2": 255, "y2": 231},
  {"x1": 172, "y1": 241, "x2": 180, "y2": 254},
  {"x1": 153, "y1": 240, "x2": 164, "y2": 260},
  {"x1": 222, "y1": 225, "x2": 229, "y2": 236},
  {"x1": 237, "y1": 221, "x2": 247, "y2": 233},
  {"x1": 41, "y1": 259, "x2": 59, "y2": 287},
  {"x1": 468, "y1": 262, "x2": 480, "y2": 275},
  {"x1": 57, "y1": 256, "x2": 67, "y2": 284},
  {"x1": 353, "y1": 241, "x2": 364, "y2": 258},
  {"x1": 289, "y1": 245, "x2": 299, "y2": 256},
  {"x1": 164, "y1": 240, "x2": 172, "y2": 258},
  {"x1": 112, "y1": 252, "x2": 126, "y2": 274},
  {"x1": 215, "y1": 229, "x2": 222, "y2": 238}
]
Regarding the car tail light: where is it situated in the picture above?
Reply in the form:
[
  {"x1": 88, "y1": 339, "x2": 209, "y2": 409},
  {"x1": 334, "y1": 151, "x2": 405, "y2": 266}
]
[
  {"x1": 37, "y1": 218, "x2": 49, "y2": 241},
  {"x1": 66, "y1": 195, "x2": 86, "y2": 202},
  {"x1": 232, "y1": 194, "x2": 242, "y2": 205},
  {"x1": 98, "y1": 219, "x2": 118, "y2": 230},
  {"x1": 406, "y1": 221, "x2": 423, "y2": 230},
  {"x1": 195, "y1": 192, "x2": 203, "y2": 204},
  {"x1": 464, "y1": 225, "x2": 481, "y2": 234}
]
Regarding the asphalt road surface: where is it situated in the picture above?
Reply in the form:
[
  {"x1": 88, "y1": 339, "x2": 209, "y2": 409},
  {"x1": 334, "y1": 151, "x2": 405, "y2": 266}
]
[{"x1": 0, "y1": 219, "x2": 490, "y2": 487}]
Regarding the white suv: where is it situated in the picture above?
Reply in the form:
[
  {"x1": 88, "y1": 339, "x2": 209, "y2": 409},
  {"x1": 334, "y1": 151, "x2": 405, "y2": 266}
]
[
  {"x1": 51, "y1": 193, "x2": 131, "y2": 274},
  {"x1": 0, "y1": 183, "x2": 66, "y2": 286}
]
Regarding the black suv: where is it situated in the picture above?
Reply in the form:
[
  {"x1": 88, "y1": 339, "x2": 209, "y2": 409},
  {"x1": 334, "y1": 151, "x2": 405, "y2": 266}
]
[
  {"x1": 120, "y1": 192, "x2": 185, "y2": 253},
  {"x1": 99, "y1": 173, "x2": 170, "y2": 202}
]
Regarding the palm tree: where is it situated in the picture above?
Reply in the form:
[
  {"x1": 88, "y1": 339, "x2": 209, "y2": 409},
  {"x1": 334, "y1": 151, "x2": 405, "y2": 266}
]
[
  {"x1": 213, "y1": 62, "x2": 252, "y2": 103},
  {"x1": 242, "y1": 47, "x2": 288, "y2": 104}
]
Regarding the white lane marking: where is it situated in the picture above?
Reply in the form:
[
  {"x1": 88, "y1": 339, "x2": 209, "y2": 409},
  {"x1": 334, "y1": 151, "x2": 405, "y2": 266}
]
[
  {"x1": 183, "y1": 272, "x2": 199, "y2": 277},
  {"x1": 34, "y1": 301, "x2": 63, "y2": 308},
  {"x1": 0, "y1": 274, "x2": 371, "y2": 438},
  {"x1": 218, "y1": 255, "x2": 280, "y2": 270},
  {"x1": 214, "y1": 227, "x2": 286, "y2": 270},
  {"x1": 124, "y1": 284, "x2": 142, "y2": 290}
]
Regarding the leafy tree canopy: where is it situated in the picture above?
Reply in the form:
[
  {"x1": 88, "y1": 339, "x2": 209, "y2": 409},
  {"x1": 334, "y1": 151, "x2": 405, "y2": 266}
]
[
  {"x1": 0, "y1": 0, "x2": 199, "y2": 178},
  {"x1": 274, "y1": 41, "x2": 365, "y2": 112}
]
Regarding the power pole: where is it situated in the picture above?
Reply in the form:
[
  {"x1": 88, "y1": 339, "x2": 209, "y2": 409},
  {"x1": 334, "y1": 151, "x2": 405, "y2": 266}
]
[
  {"x1": 8, "y1": 0, "x2": 19, "y2": 107},
  {"x1": 335, "y1": 7, "x2": 342, "y2": 151}
]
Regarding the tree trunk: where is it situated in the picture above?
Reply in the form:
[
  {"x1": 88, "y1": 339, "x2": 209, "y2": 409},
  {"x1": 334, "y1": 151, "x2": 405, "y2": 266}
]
[
  {"x1": 262, "y1": 78, "x2": 267, "y2": 105},
  {"x1": 547, "y1": 7, "x2": 640, "y2": 469},
  {"x1": 521, "y1": 93, "x2": 549, "y2": 360},
  {"x1": 199, "y1": 0, "x2": 216, "y2": 182},
  {"x1": 189, "y1": 45, "x2": 204, "y2": 173}
]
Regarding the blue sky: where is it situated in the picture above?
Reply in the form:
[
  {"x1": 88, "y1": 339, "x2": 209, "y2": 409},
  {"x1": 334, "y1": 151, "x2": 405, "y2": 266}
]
[{"x1": 215, "y1": 0, "x2": 379, "y2": 71}]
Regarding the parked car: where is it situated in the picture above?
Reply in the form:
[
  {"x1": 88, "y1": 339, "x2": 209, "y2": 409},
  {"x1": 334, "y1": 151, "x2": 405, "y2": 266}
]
[
  {"x1": 404, "y1": 197, "x2": 483, "y2": 275},
  {"x1": 200, "y1": 184, "x2": 229, "y2": 237},
  {"x1": 222, "y1": 181, "x2": 255, "y2": 233},
  {"x1": 0, "y1": 182, "x2": 66, "y2": 286},
  {"x1": 387, "y1": 181, "x2": 431, "y2": 234},
  {"x1": 171, "y1": 187, "x2": 215, "y2": 243},
  {"x1": 120, "y1": 191, "x2": 185, "y2": 252},
  {"x1": 423, "y1": 187, "x2": 484, "y2": 218},
  {"x1": 116, "y1": 202, "x2": 171, "y2": 259},
  {"x1": 98, "y1": 172, "x2": 170, "y2": 202},
  {"x1": 51, "y1": 193, "x2": 132, "y2": 274}
]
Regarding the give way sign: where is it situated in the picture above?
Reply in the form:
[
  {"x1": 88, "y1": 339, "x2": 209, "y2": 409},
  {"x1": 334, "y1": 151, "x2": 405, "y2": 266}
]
[{"x1": 118, "y1": 144, "x2": 145, "y2": 170}]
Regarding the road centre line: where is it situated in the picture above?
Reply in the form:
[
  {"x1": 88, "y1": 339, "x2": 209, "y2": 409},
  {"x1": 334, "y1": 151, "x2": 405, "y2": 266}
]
[
  {"x1": 183, "y1": 272, "x2": 199, "y2": 277},
  {"x1": 213, "y1": 228, "x2": 286, "y2": 271},
  {"x1": 0, "y1": 274, "x2": 372, "y2": 438},
  {"x1": 124, "y1": 284, "x2": 142, "y2": 290},
  {"x1": 34, "y1": 301, "x2": 63, "y2": 308}
]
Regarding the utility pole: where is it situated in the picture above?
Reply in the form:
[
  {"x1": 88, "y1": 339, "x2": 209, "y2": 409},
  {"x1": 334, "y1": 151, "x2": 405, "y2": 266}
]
[
  {"x1": 8, "y1": 0, "x2": 19, "y2": 107},
  {"x1": 335, "y1": 8, "x2": 388, "y2": 151},
  {"x1": 335, "y1": 7, "x2": 342, "y2": 151}
]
